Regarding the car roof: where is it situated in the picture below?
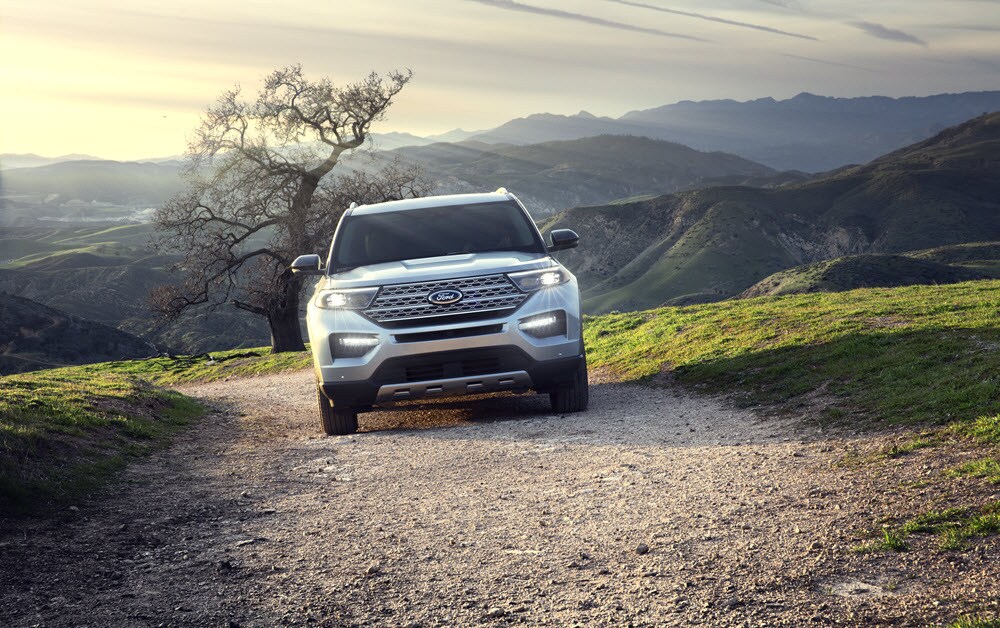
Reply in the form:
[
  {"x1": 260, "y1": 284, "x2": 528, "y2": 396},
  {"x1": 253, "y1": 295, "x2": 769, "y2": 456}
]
[{"x1": 348, "y1": 192, "x2": 516, "y2": 216}]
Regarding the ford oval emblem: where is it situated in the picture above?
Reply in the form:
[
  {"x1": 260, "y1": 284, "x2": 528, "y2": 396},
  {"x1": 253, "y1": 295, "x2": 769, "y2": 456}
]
[{"x1": 428, "y1": 289, "x2": 463, "y2": 305}]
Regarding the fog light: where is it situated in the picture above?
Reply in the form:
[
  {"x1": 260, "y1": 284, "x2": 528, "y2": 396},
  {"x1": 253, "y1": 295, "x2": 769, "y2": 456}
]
[
  {"x1": 518, "y1": 311, "x2": 567, "y2": 338},
  {"x1": 331, "y1": 333, "x2": 380, "y2": 359}
]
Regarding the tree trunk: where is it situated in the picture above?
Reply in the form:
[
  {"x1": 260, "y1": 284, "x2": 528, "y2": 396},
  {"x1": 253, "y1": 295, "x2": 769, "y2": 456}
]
[{"x1": 267, "y1": 273, "x2": 306, "y2": 353}]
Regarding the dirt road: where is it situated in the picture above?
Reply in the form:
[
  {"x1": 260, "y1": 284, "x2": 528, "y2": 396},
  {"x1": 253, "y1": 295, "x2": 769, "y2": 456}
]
[{"x1": 1, "y1": 369, "x2": 997, "y2": 626}]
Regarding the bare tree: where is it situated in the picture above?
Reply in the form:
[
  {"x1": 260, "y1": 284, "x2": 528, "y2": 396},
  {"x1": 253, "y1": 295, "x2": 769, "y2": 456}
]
[{"x1": 152, "y1": 65, "x2": 428, "y2": 352}]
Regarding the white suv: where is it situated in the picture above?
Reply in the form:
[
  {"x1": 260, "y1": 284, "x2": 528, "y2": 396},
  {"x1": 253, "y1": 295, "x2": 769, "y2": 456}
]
[{"x1": 291, "y1": 190, "x2": 587, "y2": 435}]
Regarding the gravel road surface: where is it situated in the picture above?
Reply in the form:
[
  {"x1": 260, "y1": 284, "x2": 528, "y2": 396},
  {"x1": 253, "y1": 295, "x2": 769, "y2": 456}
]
[{"x1": 1, "y1": 369, "x2": 997, "y2": 626}]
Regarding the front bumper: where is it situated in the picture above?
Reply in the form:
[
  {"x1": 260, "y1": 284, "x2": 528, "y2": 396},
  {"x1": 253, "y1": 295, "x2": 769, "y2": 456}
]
[{"x1": 306, "y1": 282, "x2": 583, "y2": 408}]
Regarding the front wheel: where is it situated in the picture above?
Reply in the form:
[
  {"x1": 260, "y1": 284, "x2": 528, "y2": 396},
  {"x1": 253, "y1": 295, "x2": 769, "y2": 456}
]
[
  {"x1": 550, "y1": 359, "x2": 589, "y2": 413},
  {"x1": 317, "y1": 388, "x2": 358, "y2": 436}
]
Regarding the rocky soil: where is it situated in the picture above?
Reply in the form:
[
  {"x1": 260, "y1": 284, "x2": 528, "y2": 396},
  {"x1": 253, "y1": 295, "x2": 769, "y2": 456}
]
[{"x1": 1, "y1": 369, "x2": 997, "y2": 626}]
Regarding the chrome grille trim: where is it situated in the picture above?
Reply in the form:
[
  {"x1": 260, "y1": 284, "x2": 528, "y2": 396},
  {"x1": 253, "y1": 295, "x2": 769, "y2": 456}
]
[{"x1": 364, "y1": 273, "x2": 528, "y2": 324}]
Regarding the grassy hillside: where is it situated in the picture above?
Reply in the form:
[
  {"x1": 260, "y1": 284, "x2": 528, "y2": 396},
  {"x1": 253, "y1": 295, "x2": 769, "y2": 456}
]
[
  {"x1": 93, "y1": 345, "x2": 312, "y2": 386},
  {"x1": 911, "y1": 242, "x2": 1000, "y2": 277},
  {"x1": 545, "y1": 112, "x2": 1000, "y2": 313},
  {"x1": 740, "y1": 242, "x2": 1000, "y2": 298},
  {"x1": 740, "y1": 253, "x2": 991, "y2": 298},
  {"x1": 585, "y1": 279, "x2": 1000, "y2": 427},
  {"x1": 0, "y1": 368, "x2": 203, "y2": 513},
  {"x1": 0, "y1": 346, "x2": 312, "y2": 513}
]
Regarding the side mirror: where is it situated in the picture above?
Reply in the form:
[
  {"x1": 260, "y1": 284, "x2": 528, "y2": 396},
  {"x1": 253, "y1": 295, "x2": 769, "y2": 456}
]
[
  {"x1": 290, "y1": 254, "x2": 324, "y2": 275},
  {"x1": 548, "y1": 229, "x2": 579, "y2": 252}
]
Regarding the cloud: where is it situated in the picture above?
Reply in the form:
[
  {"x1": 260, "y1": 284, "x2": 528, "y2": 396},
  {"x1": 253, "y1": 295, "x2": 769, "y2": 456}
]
[
  {"x1": 779, "y1": 53, "x2": 876, "y2": 73},
  {"x1": 850, "y1": 21, "x2": 927, "y2": 46},
  {"x1": 931, "y1": 23, "x2": 1000, "y2": 32},
  {"x1": 602, "y1": 0, "x2": 818, "y2": 40},
  {"x1": 466, "y1": 0, "x2": 708, "y2": 42}
]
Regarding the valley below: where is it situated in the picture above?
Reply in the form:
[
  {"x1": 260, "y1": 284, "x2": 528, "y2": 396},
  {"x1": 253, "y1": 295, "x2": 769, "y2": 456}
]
[{"x1": 1, "y1": 369, "x2": 997, "y2": 627}]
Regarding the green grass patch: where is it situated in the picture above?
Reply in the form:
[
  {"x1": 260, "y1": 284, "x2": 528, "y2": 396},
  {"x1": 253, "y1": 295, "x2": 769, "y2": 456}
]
[
  {"x1": 864, "y1": 502, "x2": 1000, "y2": 553},
  {"x1": 585, "y1": 280, "x2": 1000, "y2": 428},
  {"x1": 952, "y1": 414, "x2": 1000, "y2": 445},
  {"x1": 948, "y1": 616, "x2": 1000, "y2": 628},
  {"x1": 950, "y1": 458, "x2": 1000, "y2": 484},
  {"x1": 883, "y1": 435, "x2": 939, "y2": 458},
  {"x1": 0, "y1": 343, "x2": 310, "y2": 513},
  {"x1": 89, "y1": 346, "x2": 313, "y2": 387},
  {"x1": 0, "y1": 366, "x2": 205, "y2": 514},
  {"x1": 853, "y1": 527, "x2": 910, "y2": 553}
]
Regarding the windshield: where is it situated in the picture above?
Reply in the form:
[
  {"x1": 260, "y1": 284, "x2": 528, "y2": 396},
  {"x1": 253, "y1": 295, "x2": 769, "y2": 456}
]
[{"x1": 330, "y1": 200, "x2": 546, "y2": 271}]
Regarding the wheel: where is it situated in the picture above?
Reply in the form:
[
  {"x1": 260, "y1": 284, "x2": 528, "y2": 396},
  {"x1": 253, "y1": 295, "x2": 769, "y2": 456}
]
[
  {"x1": 550, "y1": 359, "x2": 589, "y2": 413},
  {"x1": 317, "y1": 388, "x2": 358, "y2": 435}
]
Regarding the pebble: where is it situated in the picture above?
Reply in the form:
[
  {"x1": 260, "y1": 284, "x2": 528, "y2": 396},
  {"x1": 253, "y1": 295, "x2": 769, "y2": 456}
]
[
  {"x1": 485, "y1": 607, "x2": 506, "y2": 618},
  {"x1": 636, "y1": 543, "x2": 650, "y2": 555}
]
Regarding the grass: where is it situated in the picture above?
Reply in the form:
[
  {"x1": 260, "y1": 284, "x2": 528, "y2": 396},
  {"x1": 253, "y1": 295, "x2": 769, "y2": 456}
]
[
  {"x1": 859, "y1": 502, "x2": 1000, "y2": 553},
  {"x1": 0, "y1": 367, "x2": 204, "y2": 514},
  {"x1": 92, "y1": 345, "x2": 313, "y2": 386},
  {"x1": 0, "y1": 345, "x2": 311, "y2": 513},
  {"x1": 952, "y1": 414, "x2": 1000, "y2": 445},
  {"x1": 948, "y1": 617, "x2": 1000, "y2": 628},
  {"x1": 853, "y1": 527, "x2": 910, "y2": 553},
  {"x1": 584, "y1": 280, "x2": 1000, "y2": 428},
  {"x1": 950, "y1": 458, "x2": 1000, "y2": 485},
  {"x1": 884, "y1": 435, "x2": 939, "y2": 458}
]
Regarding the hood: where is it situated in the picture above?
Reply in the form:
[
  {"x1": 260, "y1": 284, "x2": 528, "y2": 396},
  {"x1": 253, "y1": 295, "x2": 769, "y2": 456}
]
[{"x1": 327, "y1": 251, "x2": 556, "y2": 288}]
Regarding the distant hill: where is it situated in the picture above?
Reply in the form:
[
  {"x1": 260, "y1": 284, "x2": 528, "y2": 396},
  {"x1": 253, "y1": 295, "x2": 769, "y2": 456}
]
[
  {"x1": 739, "y1": 254, "x2": 990, "y2": 298},
  {"x1": 0, "y1": 226, "x2": 271, "y2": 354},
  {"x1": 0, "y1": 159, "x2": 183, "y2": 207},
  {"x1": 544, "y1": 112, "x2": 1000, "y2": 313},
  {"x1": 0, "y1": 292, "x2": 154, "y2": 374},
  {"x1": 470, "y1": 91, "x2": 1000, "y2": 172},
  {"x1": 0, "y1": 153, "x2": 102, "y2": 169},
  {"x1": 3, "y1": 135, "x2": 776, "y2": 221},
  {"x1": 364, "y1": 135, "x2": 776, "y2": 215},
  {"x1": 741, "y1": 242, "x2": 1000, "y2": 298}
]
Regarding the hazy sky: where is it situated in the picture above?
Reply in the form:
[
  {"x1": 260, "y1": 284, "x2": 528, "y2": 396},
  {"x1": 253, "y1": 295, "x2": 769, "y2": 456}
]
[{"x1": 2, "y1": 0, "x2": 999, "y2": 160}]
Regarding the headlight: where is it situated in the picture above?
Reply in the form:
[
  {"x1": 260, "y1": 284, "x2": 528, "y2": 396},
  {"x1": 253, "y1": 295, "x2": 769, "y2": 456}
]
[
  {"x1": 315, "y1": 287, "x2": 378, "y2": 309},
  {"x1": 507, "y1": 268, "x2": 568, "y2": 292}
]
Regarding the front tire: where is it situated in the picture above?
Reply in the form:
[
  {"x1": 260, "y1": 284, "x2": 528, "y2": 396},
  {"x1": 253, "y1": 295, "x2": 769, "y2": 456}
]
[
  {"x1": 550, "y1": 359, "x2": 589, "y2": 413},
  {"x1": 318, "y1": 388, "x2": 358, "y2": 436}
]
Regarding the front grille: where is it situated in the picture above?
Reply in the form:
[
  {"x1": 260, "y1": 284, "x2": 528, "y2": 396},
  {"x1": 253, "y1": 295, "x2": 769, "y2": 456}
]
[
  {"x1": 364, "y1": 274, "x2": 527, "y2": 326},
  {"x1": 372, "y1": 347, "x2": 532, "y2": 385}
]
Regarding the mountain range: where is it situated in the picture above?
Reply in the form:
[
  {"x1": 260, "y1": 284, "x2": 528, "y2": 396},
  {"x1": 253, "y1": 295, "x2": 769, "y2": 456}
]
[
  {"x1": 2, "y1": 136, "x2": 778, "y2": 221},
  {"x1": 6, "y1": 90, "x2": 1000, "y2": 177},
  {"x1": 467, "y1": 91, "x2": 1000, "y2": 171},
  {"x1": 350, "y1": 135, "x2": 779, "y2": 215},
  {"x1": 545, "y1": 111, "x2": 1000, "y2": 313}
]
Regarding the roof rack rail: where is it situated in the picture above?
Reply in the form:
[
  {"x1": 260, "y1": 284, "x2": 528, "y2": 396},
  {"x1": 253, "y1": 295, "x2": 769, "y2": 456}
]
[
  {"x1": 349, "y1": 202, "x2": 358, "y2": 209},
  {"x1": 495, "y1": 187, "x2": 508, "y2": 194}
]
